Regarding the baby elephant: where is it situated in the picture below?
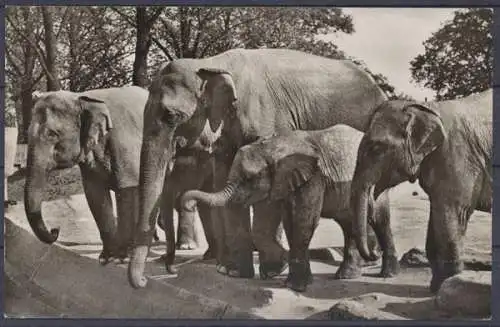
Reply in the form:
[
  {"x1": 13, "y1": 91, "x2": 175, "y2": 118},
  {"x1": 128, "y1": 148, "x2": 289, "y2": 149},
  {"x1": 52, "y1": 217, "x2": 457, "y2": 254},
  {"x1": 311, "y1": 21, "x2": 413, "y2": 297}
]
[{"x1": 181, "y1": 124, "x2": 399, "y2": 292}]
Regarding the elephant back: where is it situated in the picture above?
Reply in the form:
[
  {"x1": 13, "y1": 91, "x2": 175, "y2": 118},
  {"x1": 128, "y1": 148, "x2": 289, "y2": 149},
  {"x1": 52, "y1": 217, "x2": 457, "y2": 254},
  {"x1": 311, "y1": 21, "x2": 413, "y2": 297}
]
[{"x1": 311, "y1": 124, "x2": 364, "y2": 184}]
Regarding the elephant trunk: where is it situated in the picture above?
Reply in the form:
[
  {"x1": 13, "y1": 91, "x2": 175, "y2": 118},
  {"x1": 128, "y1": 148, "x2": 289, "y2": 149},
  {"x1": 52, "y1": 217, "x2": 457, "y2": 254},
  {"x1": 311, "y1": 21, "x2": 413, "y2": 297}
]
[
  {"x1": 180, "y1": 184, "x2": 236, "y2": 211},
  {"x1": 351, "y1": 185, "x2": 379, "y2": 262},
  {"x1": 128, "y1": 136, "x2": 171, "y2": 289},
  {"x1": 24, "y1": 149, "x2": 59, "y2": 244}
]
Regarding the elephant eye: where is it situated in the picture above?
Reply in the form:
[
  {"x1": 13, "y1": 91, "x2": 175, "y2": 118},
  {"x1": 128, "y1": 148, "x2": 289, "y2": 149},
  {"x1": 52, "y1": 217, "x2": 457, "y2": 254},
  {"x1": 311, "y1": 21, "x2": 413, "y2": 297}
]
[
  {"x1": 160, "y1": 109, "x2": 186, "y2": 126},
  {"x1": 368, "y1": 140, "x2": 387, "y2": 154},
  {"x1": 46, "y1": 129, "x2": 59, "y2": 141}
]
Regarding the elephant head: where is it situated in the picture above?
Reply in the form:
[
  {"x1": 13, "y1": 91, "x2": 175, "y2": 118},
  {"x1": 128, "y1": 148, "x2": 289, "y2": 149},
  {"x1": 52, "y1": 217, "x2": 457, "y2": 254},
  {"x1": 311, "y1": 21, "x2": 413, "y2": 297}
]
[
  {"x1": 179, "y1": 134, "x2": 319, "y2": 213},
  {"x1": 351, "y1": 100, "x2": 446, "y2": 261},
  {"x1": 129, "y1": 64, "x2": 238, "y2": 288},
  {"x1": 24, "y1": 91, "x2": 113, "y2": 244}
]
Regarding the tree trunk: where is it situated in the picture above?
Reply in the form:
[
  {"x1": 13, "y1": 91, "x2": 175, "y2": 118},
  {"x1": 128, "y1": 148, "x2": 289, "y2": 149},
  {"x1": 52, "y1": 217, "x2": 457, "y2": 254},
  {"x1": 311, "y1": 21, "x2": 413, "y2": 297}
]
[
  {"x1": 132, "y1": 7, "x2": 153, "y2": 87},
  {"x1": 20, "y1": 7, "x2": 36, "y2": 141},
  {"x1": 67, "y1": 7, "x2": 79, "y2": 92},
  {"x1": 41, "y1": 6, "x2": 61, "y2": 91}
]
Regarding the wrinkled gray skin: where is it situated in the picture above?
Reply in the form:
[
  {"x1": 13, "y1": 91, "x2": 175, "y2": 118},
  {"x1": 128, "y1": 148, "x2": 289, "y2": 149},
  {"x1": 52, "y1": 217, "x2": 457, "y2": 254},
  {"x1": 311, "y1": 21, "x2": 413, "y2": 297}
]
[
  {"x1": 351, "y1": 89, "x2": 492, "y2": 293},
  {"x1": 128, "y1": 48, "x2": 387, "y2": 288},
  {"x1": 160, "y1": 150, "x2": 214, "y2": 250},
  {"x1": 157, "y1": 140, "x2": 217, "y2": 274},
  {"x1": 25, "y1": 87, "x2": 147, "y2": 263},
  {"x1": 181, "y1": 124, "x2": 399, "y2": 292}
]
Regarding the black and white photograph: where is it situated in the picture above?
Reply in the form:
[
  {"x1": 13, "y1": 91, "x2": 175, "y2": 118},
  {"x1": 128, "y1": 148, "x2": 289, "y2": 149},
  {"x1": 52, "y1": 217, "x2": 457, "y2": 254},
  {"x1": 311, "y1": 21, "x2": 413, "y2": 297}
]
[{"x1": 3, "y1": 6, "x2": 493, "y2": 320}]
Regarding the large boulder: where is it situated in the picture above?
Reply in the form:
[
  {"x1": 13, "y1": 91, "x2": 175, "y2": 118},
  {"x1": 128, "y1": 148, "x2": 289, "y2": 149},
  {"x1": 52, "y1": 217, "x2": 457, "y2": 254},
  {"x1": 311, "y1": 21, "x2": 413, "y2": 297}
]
[
  {"x1": 328, "y1": 300, "x2": 408, "y2": 320},
  {"x1": 436, "y1": 271, "x2": 491, "y2": 318}
]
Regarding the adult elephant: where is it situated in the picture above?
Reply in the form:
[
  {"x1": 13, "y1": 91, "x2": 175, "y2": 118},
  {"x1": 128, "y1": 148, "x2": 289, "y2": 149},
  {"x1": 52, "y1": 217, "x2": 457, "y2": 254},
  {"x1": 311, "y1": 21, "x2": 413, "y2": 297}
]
[
  {"x1": 128, "y1": 48, "x2": 388, "y2": 288},
  {"x1": 350, "y1": 89, "x2": 492, "y2": 293},
  {"x1": 25, "y1": 86, "x2": 147, "y2": 263}
]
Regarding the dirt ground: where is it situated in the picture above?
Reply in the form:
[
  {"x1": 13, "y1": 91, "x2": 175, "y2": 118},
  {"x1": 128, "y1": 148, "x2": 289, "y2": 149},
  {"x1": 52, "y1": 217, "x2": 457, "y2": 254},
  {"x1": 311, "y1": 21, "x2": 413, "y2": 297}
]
[{"x1": 4, "y1": 167, "x2": 492, "y2": 320}]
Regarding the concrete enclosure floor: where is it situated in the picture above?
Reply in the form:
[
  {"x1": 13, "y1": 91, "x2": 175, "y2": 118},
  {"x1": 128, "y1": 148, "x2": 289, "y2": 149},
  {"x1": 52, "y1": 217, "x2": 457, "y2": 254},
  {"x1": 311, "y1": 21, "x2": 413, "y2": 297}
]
[{"x1": 4, "y1": 182, "x2": 492, "y2": 320}]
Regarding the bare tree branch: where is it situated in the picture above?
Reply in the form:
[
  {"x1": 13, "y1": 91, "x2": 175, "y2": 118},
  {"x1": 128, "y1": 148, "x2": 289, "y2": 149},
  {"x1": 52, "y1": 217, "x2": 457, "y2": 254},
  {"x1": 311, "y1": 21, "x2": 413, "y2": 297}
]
[
  {"x1": 6, "y1": 14, "x2": 56, "y2": 84},
  {"x1": 111, "y1": 6, "x2": 174, "y2": 60}
]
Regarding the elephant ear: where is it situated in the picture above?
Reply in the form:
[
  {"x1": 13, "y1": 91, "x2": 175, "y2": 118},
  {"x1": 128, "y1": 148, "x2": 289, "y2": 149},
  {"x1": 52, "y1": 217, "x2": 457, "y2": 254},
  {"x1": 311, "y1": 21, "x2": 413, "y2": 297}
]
[
  {"x1": 403, "y1": 103, "x2": 446, "y2": 176},
  {"x1": 78, "y1": 96, "x2": 113, "y2": 161},
  {"x1": 270, "y1": 153, "x2": 319, "y2": 201},
  {"x1": 196, "y1": 68, "x2": 237, "y2": 133}
]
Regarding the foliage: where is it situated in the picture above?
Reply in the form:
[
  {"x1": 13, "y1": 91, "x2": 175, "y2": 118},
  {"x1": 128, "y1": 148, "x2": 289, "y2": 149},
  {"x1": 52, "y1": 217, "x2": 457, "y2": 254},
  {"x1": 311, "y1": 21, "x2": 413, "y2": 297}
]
[
  {"x1": 5, "y1": 5, "x2": 406, "y2": 134},
  {"x1": 410, "y1": 8, "x2": 493, "y2": 101},
  {"x1": 123, "y1": 6, "x2": 398, "y2": 96},
  {"x1": 5, "y1": 6, "x2": 135, "y2": 138},
  {"x1": 4, "y1": 90, "x2": 18, "y2": 127}
]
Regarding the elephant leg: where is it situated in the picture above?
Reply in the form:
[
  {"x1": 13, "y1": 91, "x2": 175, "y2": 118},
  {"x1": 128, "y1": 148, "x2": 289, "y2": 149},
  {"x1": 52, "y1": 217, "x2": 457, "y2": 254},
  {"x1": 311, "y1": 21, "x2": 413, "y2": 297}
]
[
  {"x1": 175, "y1": 197, "x2": 198, "y2": 250},
  {"x1": 80, "y1": 170, "x2": 117, "y2": 265},
  {"x1": 334, "y1": 217, "x2": 364, "y2": 280},
  {"x1": 212, "y1": 206, "x2": 228, "y2": 268},
  {"x1": 219, "y1": 204, "x2": 254, "y2": 279},
  {"x1": 371, "y1": 195, "x2": 399, "y2": 278},
  {"x1": 198, "y1": 202, "x2": 217, "y2": 260},
  {"x1": 254, "y1": 201, "x2": 288, "y2": 280},
  {"x1": 160, "y1": 184, "x2": 177, "y2": 274},
  {"x1": 114, "y1": 186, "x2": 139, "y2": 261},
  {"x1": 428, "y1": 200, "x2": 468, "y2": 293},
  {"x1": 209, "y1": 159, "x2": 254, "y2": 278},
  {"x1": 425, "y1": 214, "x2": 439, "y2": 291},
  {"x1": 285, "y1": 179, "x2": 323, "y2": 292}
]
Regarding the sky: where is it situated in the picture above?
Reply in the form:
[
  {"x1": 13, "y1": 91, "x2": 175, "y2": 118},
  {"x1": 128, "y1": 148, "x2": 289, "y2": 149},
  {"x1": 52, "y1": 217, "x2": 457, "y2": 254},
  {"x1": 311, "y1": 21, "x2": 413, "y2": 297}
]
[{"x1": 321, "y1": 8, "x2": 458, "y2": 101}]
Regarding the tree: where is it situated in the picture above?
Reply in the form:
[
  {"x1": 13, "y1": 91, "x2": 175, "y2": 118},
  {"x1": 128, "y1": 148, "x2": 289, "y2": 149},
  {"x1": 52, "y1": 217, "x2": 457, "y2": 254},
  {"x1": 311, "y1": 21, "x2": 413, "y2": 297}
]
[
  {"x1": 410, "y1": 8, "x2": 493, "y2": 101},
  {"x1": 5, "y1": 7, "x2": 43, "y2": 141},
  {"x1": 40, "y1": 6, "x2": 62, "y2": 90},
  {"x1": 57, "y1": 7, "x2": 135, "y2": 91},
  {"x1": 5, "y1": 6, "x2": 136, "y2": 140},
  {"x1": 132, "y1": 7, "x2": 163, "y2": 87},
  {"x1": 116, "y1": 7, "x2": 358, "y2": 87}
]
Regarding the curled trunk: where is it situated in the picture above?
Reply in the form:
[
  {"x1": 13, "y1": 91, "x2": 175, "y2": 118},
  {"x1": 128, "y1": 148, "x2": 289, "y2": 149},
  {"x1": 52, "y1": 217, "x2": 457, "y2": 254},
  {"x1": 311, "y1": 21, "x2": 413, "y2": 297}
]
[
  {"x1": 180, "y1": 184, "x2": 236, "y2": 212},
  {"x1": 24, "y1": 153, "x2": 59, "y2": 244}
]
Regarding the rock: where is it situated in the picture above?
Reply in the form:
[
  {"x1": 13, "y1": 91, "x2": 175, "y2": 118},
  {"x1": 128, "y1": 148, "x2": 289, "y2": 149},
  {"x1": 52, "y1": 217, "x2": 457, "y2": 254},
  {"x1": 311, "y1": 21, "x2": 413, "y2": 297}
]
[
  {"x1": 464, "y1": 259, "x2": 492, "y2": 271},
  {"x1": 328, "y1": 300, "x2": 409, "y2": 320},
  {"x1": 399, "y1": 248, "x2": 429, "y2": 267},
  {"x1": 400, "y1": 248, "x2": 491, "y2": 271},
  {"x1": 436, "y1": 271, "x2": 491, "y2": 318}
]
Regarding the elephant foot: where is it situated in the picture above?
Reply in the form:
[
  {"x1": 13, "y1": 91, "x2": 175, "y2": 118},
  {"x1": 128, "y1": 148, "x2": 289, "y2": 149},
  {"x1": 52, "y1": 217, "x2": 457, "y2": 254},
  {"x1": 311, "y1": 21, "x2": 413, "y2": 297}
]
[
  {"x1": 202, "y1": 248, "x2": 216, "y2": 260},
  {"x1": 216, "y1": 263, "x2": 255, "y2": 279},
  {"x1": 112, "y1": 256, "x2": 129, "y2": 264},
  {"x1": 285, "y1": 260, "x2": 312, "y2": 292},
  {"x1": 111, "y1": 245, "x2": 132, "y2": 264},
  {"x1": 153, "y1": 229, "x2": 160, "y2": 242},
  {"x1": 166, "y1": 264, "x2": 179, "y2": 275},
  {"x1": 379, "y1": 254, "x2": 400, "y2": 278},
  {"x1": 259, "y1": 260, "x2": 289, "y2": 280},
  {"x1": 176, "y1": 241, "x2": 198, "y2": 250},
  {"x1": 98, "y1": 250, "x2": 114, "y2": 265},
  {"x1": 216, "y1": 264, "x2": 228, "y2": 275},
  {"x1": 334, "y1": 262, "x2": 362, "y2": 280},
  {"x1": 4, "y1": 200, "x2": 17, "y2": 208}
]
